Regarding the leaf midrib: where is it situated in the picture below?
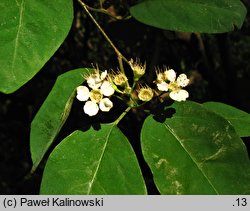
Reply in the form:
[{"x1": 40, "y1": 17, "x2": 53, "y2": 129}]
[
  {"x1": 11, "y1": 0, "x2": 25, "y2": 81},
  {"x1": 87, "y1": 124, "x2": 114, "y2": 194},
  {"x1": 163, "y1": 122, "x2": 219, "y2": 194}
]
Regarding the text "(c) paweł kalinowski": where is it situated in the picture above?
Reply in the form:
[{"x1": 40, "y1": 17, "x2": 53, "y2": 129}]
[{"x1": 20, "y1": 197, "x2": 104, "y2": 207}]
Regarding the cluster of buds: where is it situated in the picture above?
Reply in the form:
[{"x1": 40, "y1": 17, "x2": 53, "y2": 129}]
[{"x1": 76, "y1": 59, "x2": 190, "y2": 116}]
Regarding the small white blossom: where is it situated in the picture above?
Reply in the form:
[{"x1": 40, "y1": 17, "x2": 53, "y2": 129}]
[
  {"x1": 99, "y1": 98, "x2": 113, "y2": 112},
  {"x1": 76, "y1": 86, "x2": 90, "y2": 101},
  {"x1": 169, "y1": 89, "x2": 189, "y2": 102},
  {"x1": 83, "y1": 101, "x2": 99, "y2": 116},
  {"x1": 100, "y1": 80, "x2": 115, "y2": 96},
  {"x1": 157, "y1": 81, "x2": 168, "y2": 92},
  {"x1": 77, "y1": 69, "x2": 115, "y2": 116},
  {"x1": 155, "y1": 68, "x2": 190, "y2": 102}
]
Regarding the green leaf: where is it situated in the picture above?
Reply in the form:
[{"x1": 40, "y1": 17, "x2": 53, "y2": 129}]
[
  {"x1": 30, "y1": 68, "x2": 92, "y2": 172},
  {"x1": 0, "y1": 0, "x2": 73, "y2": 93},
  {"x1": 203, "y1": 102, "x2": 250, "y2": 137},
  {"x1": 130, "y1": 0, "x2": 247, "y2": 33},
  {"x1": 141, "y1": 101, "x2": 250, "y2": 194},
  {"x1": 40, "y1": 125, "x2": 147, "y2": 194}
]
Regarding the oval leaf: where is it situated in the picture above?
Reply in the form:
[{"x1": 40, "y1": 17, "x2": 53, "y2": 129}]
[
  {"x1": 203, "y1": 102, "x2": 250, "y2": 137},
  {"x1": 141, "y1": 101, "x2": 250, "y2": 194},
  {"x1": 130, "y1": 0, "x2": 247, "y2": 33},
  {"x1": 40, "y1": 125, "x2": 147, "y2": 194},
  {"x1": 0, "y1": 0, "x2": 73, "y2": 93},
  {"x1": 30, "y1": 68, "x2": 92, "y2": 172}
]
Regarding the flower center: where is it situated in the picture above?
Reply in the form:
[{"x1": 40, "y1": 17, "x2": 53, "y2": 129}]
[
  {"x1": 90, "y1": 89, "x2": 103, "y2": 103},
  {"x1": 168, "y1": 82, "x2": 179, "y2": 91}
]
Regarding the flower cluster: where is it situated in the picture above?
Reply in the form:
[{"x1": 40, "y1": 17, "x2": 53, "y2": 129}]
[
  {"x1": 76, "y1": 69, "x2": 115, "y2": 116},
  {"x1": 155, "y1": 68, "x2": 190, "y2": 102},
  {"x1": 76, "y1": 59, "x2": 190, "y2": 116}
]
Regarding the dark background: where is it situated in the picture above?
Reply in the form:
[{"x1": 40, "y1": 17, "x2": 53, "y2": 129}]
[{"x1": 1, "y1": 0, "x2": 250, "y2": 194}]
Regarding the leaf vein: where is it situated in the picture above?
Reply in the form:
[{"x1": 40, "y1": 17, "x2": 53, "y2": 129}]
[
  {"x1": 163, "y1": 123, "x2": 219, "y2": 194},
  {"x1": 87, "y1": 124, "x2": 114, "y2": 194},
  {"x1": 11, "y1": 0, "x2": 25, "y2": 81}
]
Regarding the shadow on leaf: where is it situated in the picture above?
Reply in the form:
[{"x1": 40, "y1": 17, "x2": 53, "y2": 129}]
[{"x1": 152, "y1": 100, "x2": 176, "y2": 123}]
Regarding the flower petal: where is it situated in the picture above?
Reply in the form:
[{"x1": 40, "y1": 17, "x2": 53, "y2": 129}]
[
  {"x1": 100, "y1": 70, "x2": 107, "y2": 80},
  {"x1": 83, "y1": 101, "x2": 99, "y2": 116},
  {"x1": 87, "y1": 74, "x2": 102, "y2": 89},
  {"x1": 157, "y1": 81, "x2": 169, "y2": 91},
  {"x1": 177, "y1": 74, "x2": 189, "y2": 87},
  {"x1": 165, "y1": 69, "x2": 176, "y2": 82},
  {"x1": 169, "y1": 89, "x2": 189, "y2": 102},
  {"x1": 99, "y1": 98, "x2": 113, "y2": 112},
  {"x1": 76, "y1": 86, "x2": 90, "y2": 101},
  {"x1": 100, "y1": 80, "x2": 115, "y2": 96}
]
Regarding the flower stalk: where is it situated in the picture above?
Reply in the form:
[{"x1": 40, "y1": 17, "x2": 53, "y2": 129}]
[
  {"x1": 77, "y1": 0, "x2": 129, "y2": 64},
  {"x1": 114, "y1": 107, "x2": 131, "y2": 125}
]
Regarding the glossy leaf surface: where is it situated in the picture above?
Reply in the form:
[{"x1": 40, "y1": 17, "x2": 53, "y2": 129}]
[
  {"x1": 0, "y1": 0, "x2": 73, "y2": 93},
  {"x1": 130, "y1": 0, "x2": 247, "y2": 33},
  {"x1": 40, "y1": 126, "x2": 147, "y2": 194},
  {"x1": 30, "y1": 68, "x2": 92, "y2": 171},
  {"x1": 141, "y1": 101, "x2": 250, "y2": 194},
  {"x1": 203, "y1": 102, "x2": 250, "y2": 137}
]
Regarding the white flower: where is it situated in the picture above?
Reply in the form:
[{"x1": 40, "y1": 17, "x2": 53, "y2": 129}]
[
  {"x1": 77, "y1": 68, "x2": 115, "y2": 116},
  {"x1": 83, "y1": 101, "x2": 99, "y2": 116},
  {"x1": 165, "y1": 69, "x2": 176, "y2": 82},
  {"x1": 169, "y1": 89, "x2": 189, "y2": 102},
  {"x1": 100, "y1": 80, "x2": 115, "y2": 96},
  {"x1": 76, "y1": 86, "x2": 90, "y2": 101},
  {"x1": 157, "y1": 81, "x2": 168, "y2": 91},
  {"x1": 176, "y1": 74, "x2": 189, "y2": 87},
  {"x1": 155, "y1": 68, "x2": 190, "y2": 102},
  {"x1": 99, "y1": 98, "x2": 113, "y2": 112}
]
